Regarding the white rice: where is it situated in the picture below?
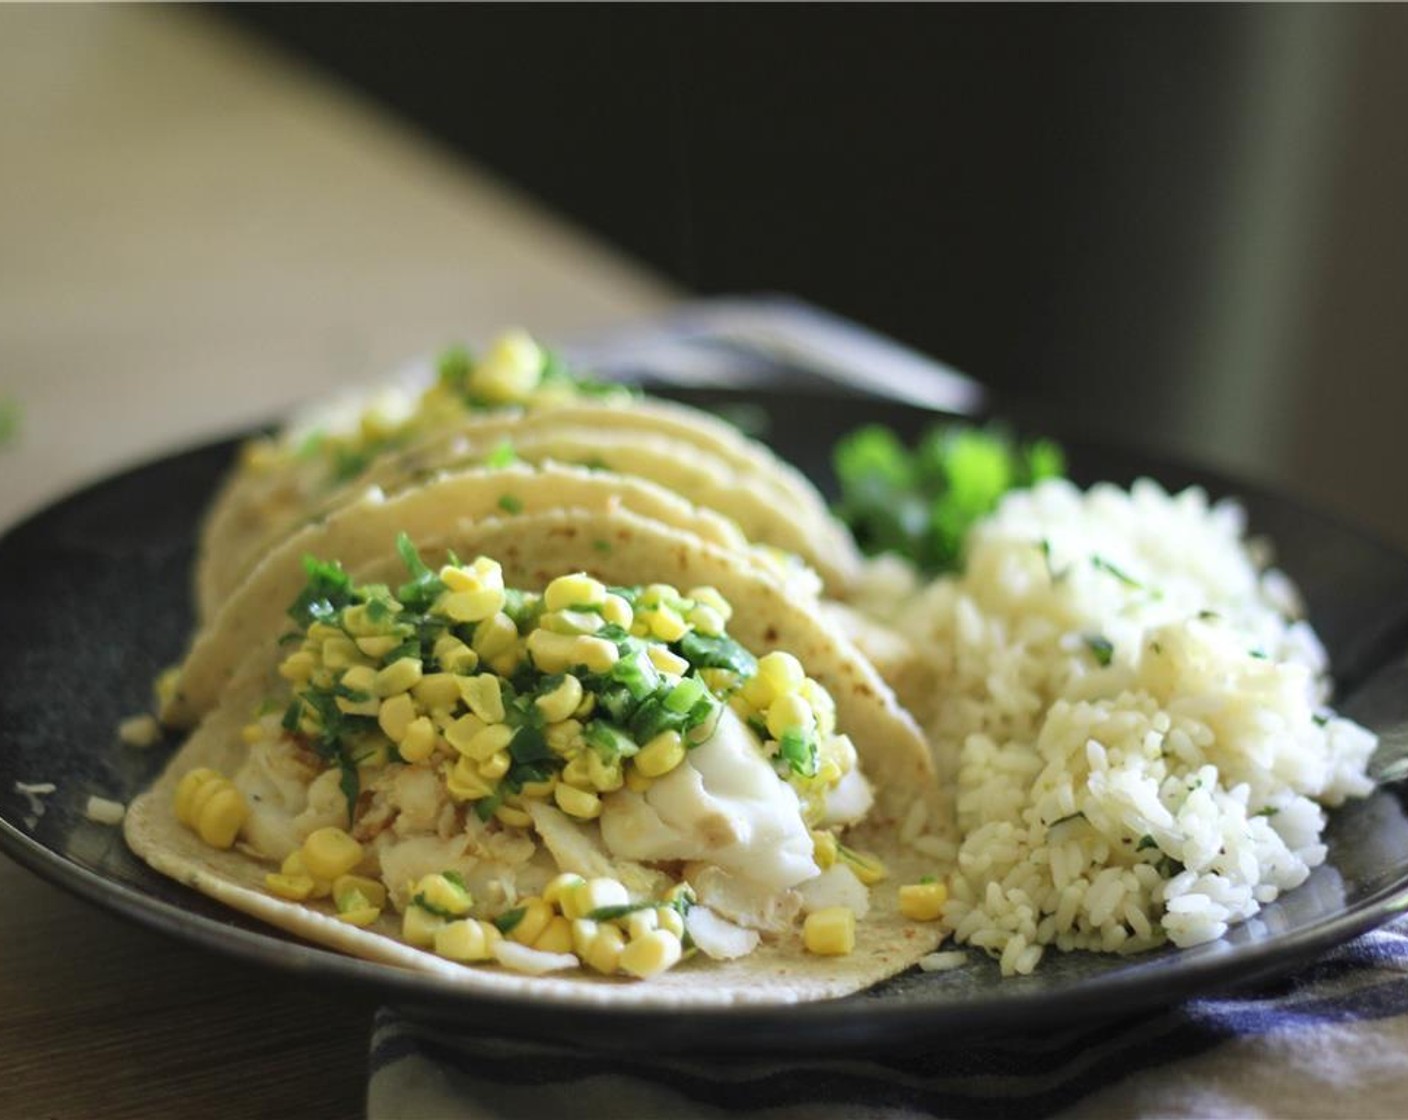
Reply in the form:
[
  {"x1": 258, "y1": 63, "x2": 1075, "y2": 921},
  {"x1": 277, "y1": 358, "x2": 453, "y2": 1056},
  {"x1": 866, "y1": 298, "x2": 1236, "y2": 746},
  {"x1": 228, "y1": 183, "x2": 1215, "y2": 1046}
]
[{"x1": 858, "y1": 477, "x2": 1378, "y2": 975}]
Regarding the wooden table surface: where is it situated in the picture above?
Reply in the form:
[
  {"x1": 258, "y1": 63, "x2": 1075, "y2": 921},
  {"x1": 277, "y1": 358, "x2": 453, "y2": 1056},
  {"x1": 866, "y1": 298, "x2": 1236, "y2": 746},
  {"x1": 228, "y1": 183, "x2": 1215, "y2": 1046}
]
[{"x1": 0, "y1": 7, "x2": 672, "y2": 1117}]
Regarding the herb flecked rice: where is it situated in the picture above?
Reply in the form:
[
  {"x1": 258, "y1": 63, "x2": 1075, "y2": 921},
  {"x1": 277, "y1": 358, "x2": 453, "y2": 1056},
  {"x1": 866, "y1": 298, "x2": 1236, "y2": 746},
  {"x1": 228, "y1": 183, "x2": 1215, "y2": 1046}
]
[{"x1": 856, "y1": 477, "x2": 1378, "y2": 976}]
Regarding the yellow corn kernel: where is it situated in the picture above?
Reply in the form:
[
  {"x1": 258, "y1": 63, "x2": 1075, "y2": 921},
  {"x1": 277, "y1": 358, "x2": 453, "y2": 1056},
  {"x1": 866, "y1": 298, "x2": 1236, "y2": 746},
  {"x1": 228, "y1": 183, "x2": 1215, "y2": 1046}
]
[
  {"x1": 810, "y1": 829, "x2": 838, "y2": 870},
  {"x1": 174, "y1": 768, "x2": 220, "y2": 827},
  {"x1": 543, "y1": 873, "x2": 587, "y2": 914},
  {"x1": 335, "y1": 666, "x2": 380, "y2": 715},
  {"x1": 898, "y1": 881, "x2": 949, "y2": 922},
  {"x1": 321, "y1": 636, "x2": 362, "y2": 670},
  {"x1": 656, "y1": 906, "x2": 685, "y2": 940},
  {"x1": 619, "y1": 928, "x2": 683, "y2": 979},
  {"x1": 414, "y1": 872, "x2": 473, "y2": 916},
  {"x1": 336, "y1": 906, "x2": 382, "y2": 928},
  {"x1": 278, "y1": 650, "x2": 317, "y2": 683},
  {"x1": 560, "y1": 753, "x2": 593, "y2": 789},
  {"x1": 356, "y1": 634, "x2": 400, "y2": 660},
  {"x1": 647, "y1": 606, "x2": 689, "y2": 643},
  {"x1": 374, "y1": 657, "x2": 423, "y2": 697},
  {"x1": 441, "y1": 557, "x2": 503, "y2": 593},
  {"x1": 662, "y1": 881, "x2": 696, "y2": 908},
  {"x1": 413, "y1": 672, "x2": 462, "y2": 711},
  {"x1": 507, "y1": 898, "x2": 555, "y2": 946},
  {"x1": 334, "y1": 874, "x2": 388, "y2": 911},
  {"x1": 489, "y1": 649, "x2": 522, "y2": 678},
  {"x1": 494, "y1": 803, "x2": 533, "y2": 829},
  {"x1": 570, "y1": 918, "x2": 600, "y2": 958},
  {"x1": 545, "y1": 719, "x2": 583, "y2": 756},
  {"x1": 586, "y1": 752, "x2": 623, "y2": 793},
  {"x1": 803, "y1": 907, "x2": 856, "y2": 956},
  {"x1": 441, "y1": 587, "x2": 507, "y2": 624},
  {"x1": 432, "y1": 634, "x2": 478, "y2": 674},
  {"x1": 624, "y1": 766, "x2": 654, "y2": 793},
  {"x1": 378, "y1": 692, "x2": 418, "y2": 743},
  {"x1": 574, "y1": 877, "x2": 630, "y2": 916},
  {"x1": 554, "y1": 783, "x2": 602, "y2": 820},
  {"x1": 571, "y1": 635, "x2": 619, "y2": 674},
  {"x1": 740, "y1": 675, "x2": 777, "y2": 711},
  {"x1": 479, "y1": 750, "x2": 511, "y2": 781},
  {"x1": 625, "y1": 908, "x2": 659, "y2": 941},
  {"x1": 837, "y1": 845, "x2": 888, "y2": 885},
  {"x1": 539, "y1": 606, "x2": 606, "y2": 636},
  {"x1": 583, "y1": 924, "x2": 626, "y2": 975},
  {"x1": 403, "y1": 905, "x2": 447, "y2": 949},
  {"x1": 434, "y1": 919, "x2": 493, "y2": 962},
  {"x1": 445, "y1": 758, "x2": 496, "y2": 802},
  {"x1": 544, "y1": 573, "x2": 607, "y2": 612},
  {"x1": 687, "y1": 586, "x2": 732, "y2": 622},
  {"x1": 573, "y1": 692, "x2": 596, "y2": 719},
  {"x1": 646, "y1": 645, "x2": 689, "y2": 677},
  {"x1": 241, "y1": 722, "x2": 264, "y2": 745},
  {"x1": 398, "y1": 716, "x2": 439, "y2": 763},
  {"x1": 472, "y1": 613, "x2": 519, "y2": 661},
  {"x1": 154, "y1": 665, "x2": 182, "y2": 715},
  {"x1": 534, "y1": 675, "x2": 584, "y2": 724},
  {"x1": 799, "y1": 679, "x2": 838, "y2": 737},
  {"x1": 533, "y1": 915, "x2": 574, "y2": 954},
  {"x1": 767, "y1": 692, "x2": 815, "y2": 740},
  {"x1": 757, "y1": 651, "x2": 805, "y2": 695},
  {"x1": 443, "y1": 711, "x2": 488, "y2": 755},
  {"x1": 634, "y1": 730, "x2": 686, "y2": 778},
  {"x1": 685, "y1": 604, "x2": 725, "y2": 637},
  {"x1": 517, "y1": 773, "x2": 558, "y2": 800},
  {"x1": 301, "y1": 827, "x2": 365, "y2": 881},
  {"x1": 465, "y1": 722, "x2": 516, "y2": 763},
  {"x1": 526, "y1": 629, "x2": 574, "y2": 673},
  {"x1": 600, "y1": 593, "x2": 633, "y2": 629},
  {"x1": 197, "y1": 785, "x2": 248, "y2": 849},
  {"x1": 459, "y1": 674, "x2": 506, "y2": 724},
  {"x1": 470, "y1": 329, "x2": 542, "y2": 403},
  {"x1": 265, "y1": 873, "x2": 316, "y2": 901}
]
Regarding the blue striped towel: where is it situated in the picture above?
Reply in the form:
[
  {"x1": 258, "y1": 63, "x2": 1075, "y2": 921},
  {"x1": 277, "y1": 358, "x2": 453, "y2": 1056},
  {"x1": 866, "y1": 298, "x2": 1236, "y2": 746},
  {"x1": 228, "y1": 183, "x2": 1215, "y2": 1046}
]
[{"x1": 367, "y1": 916, "x2": 1408, "y2": 1119}]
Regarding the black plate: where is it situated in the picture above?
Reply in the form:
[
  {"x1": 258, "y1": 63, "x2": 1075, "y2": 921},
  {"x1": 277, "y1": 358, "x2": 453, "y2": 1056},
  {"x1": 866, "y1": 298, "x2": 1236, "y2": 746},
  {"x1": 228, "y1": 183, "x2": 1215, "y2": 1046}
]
[{"x1": 3, "y1": 387, "x2": 1408, "y2": 1055}]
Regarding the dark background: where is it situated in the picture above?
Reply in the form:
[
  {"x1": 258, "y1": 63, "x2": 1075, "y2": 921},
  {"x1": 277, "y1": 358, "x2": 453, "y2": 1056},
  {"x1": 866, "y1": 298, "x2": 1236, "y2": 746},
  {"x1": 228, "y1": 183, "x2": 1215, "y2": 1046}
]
[{"x1": 224, "y1": 3, "x2": 1408, "y2": 543}]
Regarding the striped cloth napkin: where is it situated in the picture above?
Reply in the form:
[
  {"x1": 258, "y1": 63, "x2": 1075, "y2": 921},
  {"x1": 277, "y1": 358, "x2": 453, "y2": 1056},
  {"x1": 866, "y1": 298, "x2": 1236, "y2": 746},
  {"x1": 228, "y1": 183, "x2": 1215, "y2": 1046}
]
[{"x1": 367, "y1": 916, "x2": 1408, "y2": 1119}]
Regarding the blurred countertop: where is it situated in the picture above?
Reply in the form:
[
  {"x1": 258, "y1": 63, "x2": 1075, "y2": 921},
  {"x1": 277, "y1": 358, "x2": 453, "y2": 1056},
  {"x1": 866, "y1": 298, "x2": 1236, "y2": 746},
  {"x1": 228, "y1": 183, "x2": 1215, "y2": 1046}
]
[{"x1": 0, "y1": 7, "x2": 672, "y2": 1117}]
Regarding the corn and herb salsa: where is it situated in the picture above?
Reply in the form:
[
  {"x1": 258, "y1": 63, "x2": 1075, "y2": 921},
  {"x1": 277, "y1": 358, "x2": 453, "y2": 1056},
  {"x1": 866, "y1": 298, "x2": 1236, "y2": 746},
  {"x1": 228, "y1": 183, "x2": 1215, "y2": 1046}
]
[{"x1": 173, "y1": 534, "x2": 876, "y2": 980}]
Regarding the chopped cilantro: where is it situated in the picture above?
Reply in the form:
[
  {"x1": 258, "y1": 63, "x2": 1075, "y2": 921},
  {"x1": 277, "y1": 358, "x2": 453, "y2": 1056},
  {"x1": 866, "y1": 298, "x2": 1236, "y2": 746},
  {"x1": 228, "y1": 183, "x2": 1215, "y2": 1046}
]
[
  {"x1": 676, "y1": 631, "x2": 757, "y2": 676},
  {"x1": 484, "y1": 440, "x2": 519, "y2": 469},
  {"x1": 1084, "y1": 635, "x2": 1114, "y2": 667},
  {"x1": 1136, "y1": 834, "x2": 1159, "y2": 851},
  {"x1": 1091, "y1": 555, "x2": 1145, "y2": 590},
  {"x1": 493, "y1": 906, "x2": 527, "y2": 934},
  {"x1": 777, "y1": 727, "x2": 819, "y2": 778},
  {"x1": 586, "y1": 902, "x2": 656, "y2": 922},
  {"x1": 592, "y1": 539, "x2": 613, "y2": 554},
  {"x1": 497, "y1": 493, "x2": 524, "y2": 514},
  {"x1": 287, "y1": 555, "x2": 355, "y2": 628}
]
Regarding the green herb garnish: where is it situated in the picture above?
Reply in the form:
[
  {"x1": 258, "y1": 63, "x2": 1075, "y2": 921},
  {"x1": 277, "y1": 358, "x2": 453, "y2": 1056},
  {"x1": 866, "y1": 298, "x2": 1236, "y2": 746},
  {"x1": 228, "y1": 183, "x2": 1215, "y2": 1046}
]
[{"x1": 1084, "y1": 635, "x2": 1114, "y2": 667}]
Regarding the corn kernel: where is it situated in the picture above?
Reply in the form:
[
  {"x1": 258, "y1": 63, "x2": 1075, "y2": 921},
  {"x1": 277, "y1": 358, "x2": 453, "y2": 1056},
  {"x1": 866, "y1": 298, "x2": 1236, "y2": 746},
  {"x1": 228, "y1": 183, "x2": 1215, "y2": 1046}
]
[
  {"x1": 758, "y1": 651, "x2": 805, "y2": 695},
  {"x1": 174, "y1": 768, "x2": 220, "y2": 827},
  {"x1": 656, "y1": 906, "x2": 685, "y2": 939},
  {"x1": 646, "y1": 646, "x2": 689, "y2": 676},
  {"x1": 398, "y1": 716, "x2": 438, "y2": 763},
  {"x1": 446, "y1": 757, "x2": 496, "y2": 802},
  {"x1": 583, "y1": 924, "x2": 626, "y2": 975},
  {"x1": 435, "y1": 919, "x2": 496, "y2": 962},
  {"x1": 600, "y1": 593, "x2": 633, "y2": 629},
  {"x1": 898, "y1": 881, "x2": 949, "y2": 922},
  {"x1": 334, "y1": 874, "x2": 388, "y2": 911},
  {"x1": 546, "y1": 719, "x2": 583, "y2": 756},
  {"x1": 570, "y1": 918, "x2": 599, "y2": 958},
  {"x1": 441, "y1": 587, "x2": 507, "y2": 624},
  {"x1": 554, "y1": 783, "x2": 602, "y2": 820},
  {"x1": 473, "y1": 613, "x2": 519, "y2": 661},
  {"x1": 535, "y1": 675, "x2": 583, "y2": 724},
  {"x1": 508, "y1": 898, "x2": 555, "y2": 946},
  {"x1": 413, "y1": 672, "x2": 462, "y2": 711},
  {"x1": 494, "y1": 803, "x2": 534, "y2": 828},
  {"x1": 470, "y1": 329, "x2": 543, "y2": 403},
  {"x1": 322, "y1": 636, "x2": 362, "y2": 670},
  {"x1": 574, "y1": 878, "x2": 630, "y2": 916},
  {"x1": 401, "y1": 904, "x2": 446, "y2": 948},
  {"x1": 624, "y1": 766, "x2": 654, "y2": 793},
  {"x1": 459, "y1": 674, "x2": 506, "y2": 724},
  {"x1": 479, "y1": 750, "x2": 511, "y2": 781},
  {"x1": 335, "y1": 666, "x2": 380, "y2": 715},
  {"x1": 533, "y1": 915, "x2": 574, "y2": 954},
  {"x1": 544, "y1": 573, "x2": 607, "y2": 613},
  {"x1": 443, "y1": 711, "x2": 487, "y2": 755},
  {"x1": 378, "y1": 693, "x2": 418, "y2": 743},
  {"x1": 432, "y1": 634, "x2": 478, "y2": 674},
  {"x1": 560, "y1": 754, "x2": 593, "y2": 789},
  {"x1": 686, "y1": 586, "x2": 732, "y2": 621},
  {"x1": 197, "y1": 786, "x2": 248, "y2": 849},
  {"x1": 634, "y1": 731, "x2": 686, "y2": 778},
  {"x1": 336, "y1": 906, "x2": 382, "y2": 928},
  {"x1": 647, "y1": 606, "x2": 689, "y2": 643},
  {"x1": 571, "y1": 635, "x2": 619, "y2": 674},
  {"x1": 301, "y1": 827, "x2": 364, "y2": 880},
  {"x1": 619, "y1": 928, "x2": 682, "y2": 979},
  {"x1": 686, "y1": 604, "x2": 725, "y2": 637},
  {"x1": 526, "y1": 629, "x2": 574, "y2": 673},
  {"x1": 374, "y1": 657, "x2": 423, "y2": 697},
  {"x1": 278, "y1": 650, "x2": 317, "y2": 683},
  {"x1": 517, "y1": 774, "x2": 557, "y2": 800},
  {"x1": 803, "y1": 907, "x2": 856, "y2": 956},
  {"x1": 586, "y1": 752, "x2": 623, "y2": 793},
  {"x1": 810, "y1": 829, "x2": 838, "y2": 870},
  {"x1": 543, "y1": 873, "x2": 586, "y2": 914},
  {"x1": 465, "y1": 722, "x2": 516, "y2": 763},
  {"x1": 767, "y1": 692, "x2": 815, "y2": 740},
  {"x1": 356, "y1": 634, "x2": 400, "y2": 659},
  {"x1": 265, "y1": 873, "x2": 316, "y2": 901},
  {"x1": 414, "y1": 872, "x2": 473, "y2": 916},
  {"x1": 625, "y1": 909, "x2": 659, "y2": 940}
]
